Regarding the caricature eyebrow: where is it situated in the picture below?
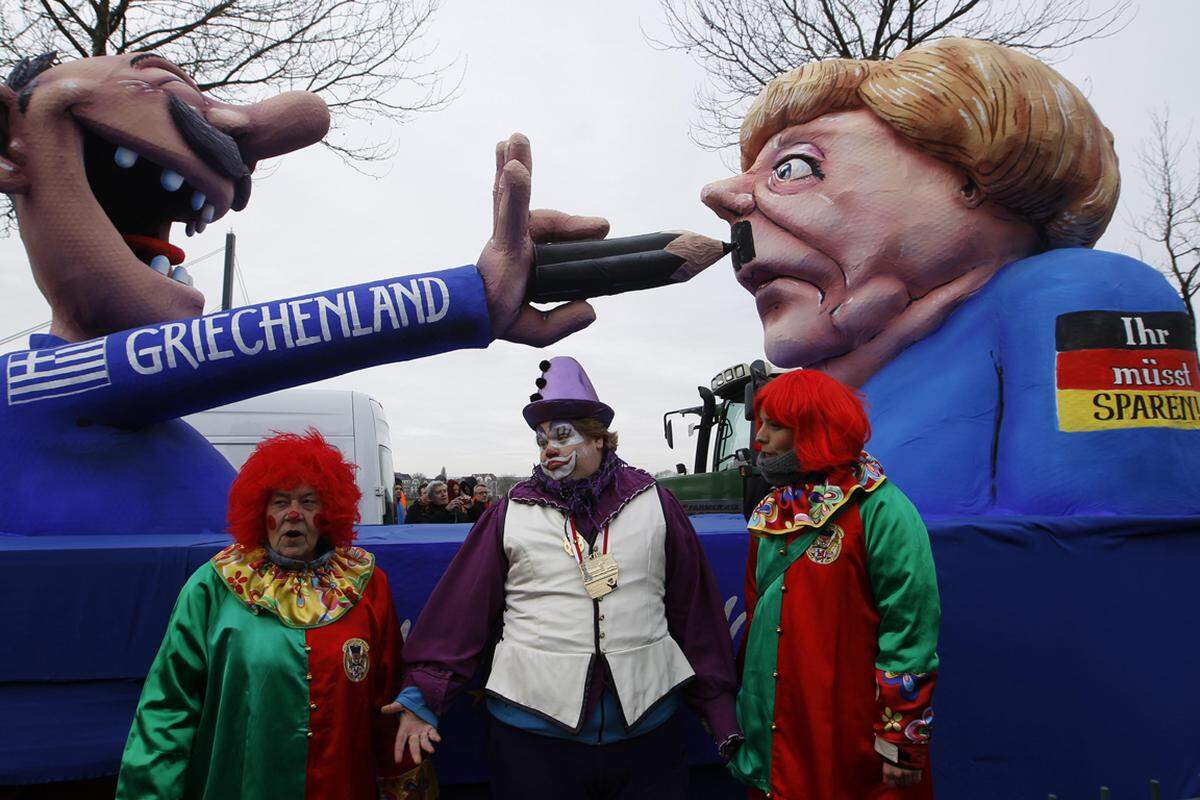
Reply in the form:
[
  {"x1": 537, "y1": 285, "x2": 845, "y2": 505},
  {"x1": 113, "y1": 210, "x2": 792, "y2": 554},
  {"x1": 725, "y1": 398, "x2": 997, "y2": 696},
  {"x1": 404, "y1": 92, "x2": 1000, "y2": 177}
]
[
  {"x1": 6, "y1": 52, "x2": 56, "y2": 114},
  {"x1": 130, "y1": 53, "x2": 200, "y2": 91}
]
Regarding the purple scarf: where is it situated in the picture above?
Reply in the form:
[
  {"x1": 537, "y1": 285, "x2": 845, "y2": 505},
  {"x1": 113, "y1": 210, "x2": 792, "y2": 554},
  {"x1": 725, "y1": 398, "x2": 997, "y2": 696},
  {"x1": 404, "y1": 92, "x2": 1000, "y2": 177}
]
[{"x1": 530, "y1": 449, "x2": 621, "y2": 533}]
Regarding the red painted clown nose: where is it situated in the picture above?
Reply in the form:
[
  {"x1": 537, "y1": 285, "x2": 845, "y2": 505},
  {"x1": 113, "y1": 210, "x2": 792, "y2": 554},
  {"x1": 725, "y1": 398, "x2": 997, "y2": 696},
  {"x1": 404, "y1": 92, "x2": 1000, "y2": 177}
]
[{"x1": 283, "y1": 510, "x2": 303, "y2": 522}]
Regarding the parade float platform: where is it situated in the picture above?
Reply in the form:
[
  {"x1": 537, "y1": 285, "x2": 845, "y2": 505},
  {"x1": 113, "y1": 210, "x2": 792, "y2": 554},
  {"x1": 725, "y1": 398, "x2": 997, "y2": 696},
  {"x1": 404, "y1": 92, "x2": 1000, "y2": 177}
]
[{"x1": 3, "y1": 515, "x2": 1198, "y2": 798}]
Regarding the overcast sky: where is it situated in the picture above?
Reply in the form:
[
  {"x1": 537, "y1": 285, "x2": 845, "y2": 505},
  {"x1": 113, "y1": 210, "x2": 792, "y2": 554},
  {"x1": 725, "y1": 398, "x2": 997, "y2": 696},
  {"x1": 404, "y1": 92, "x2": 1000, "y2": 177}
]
[{"x1": 1, "y1": 0, "x2": 1197, "y2": 478}]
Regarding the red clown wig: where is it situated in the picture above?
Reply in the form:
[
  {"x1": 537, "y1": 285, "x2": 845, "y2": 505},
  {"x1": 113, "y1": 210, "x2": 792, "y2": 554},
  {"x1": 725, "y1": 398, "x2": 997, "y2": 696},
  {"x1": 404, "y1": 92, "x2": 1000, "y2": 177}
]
[
  {"x1": 227, "y1": 429, "x2": 362, "y2": 548},
  {"x1": 753, "y1": 370, "x2": 871, "y2": 474}
]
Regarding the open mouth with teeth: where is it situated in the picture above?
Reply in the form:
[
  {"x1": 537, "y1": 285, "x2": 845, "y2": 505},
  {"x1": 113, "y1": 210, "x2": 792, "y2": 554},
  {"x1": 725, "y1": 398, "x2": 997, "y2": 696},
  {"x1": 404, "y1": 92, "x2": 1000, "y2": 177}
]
[{"x1": 81, "y1": 126, "x2": 241, "y2": 288}]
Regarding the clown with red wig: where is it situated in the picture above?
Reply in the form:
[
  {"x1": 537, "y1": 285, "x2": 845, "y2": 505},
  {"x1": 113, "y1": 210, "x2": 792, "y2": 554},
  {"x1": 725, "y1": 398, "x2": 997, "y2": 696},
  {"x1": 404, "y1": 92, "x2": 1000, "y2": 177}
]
[
  {"x1": 117, "y1": 430, "x2": 433, "y2": 800},
  {"x1": 729, "y1": 370, "x2": 940, "y2": 800}
]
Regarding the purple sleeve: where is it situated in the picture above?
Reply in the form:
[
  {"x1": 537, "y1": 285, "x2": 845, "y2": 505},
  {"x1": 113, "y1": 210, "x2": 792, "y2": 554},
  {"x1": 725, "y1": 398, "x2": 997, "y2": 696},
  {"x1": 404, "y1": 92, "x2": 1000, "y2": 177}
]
[
  {"x1": 659, "y1": 485, "x2": 742, "y2": 748},
  {"x1": 401, "y1": 499, "x2": 508, "y2": 717}
]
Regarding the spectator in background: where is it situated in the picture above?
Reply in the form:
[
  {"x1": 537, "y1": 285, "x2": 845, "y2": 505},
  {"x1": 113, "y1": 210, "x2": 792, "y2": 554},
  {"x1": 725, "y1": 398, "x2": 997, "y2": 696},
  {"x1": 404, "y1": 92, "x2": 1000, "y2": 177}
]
[
  {"x1": 407, "y1": 481, "x2": 467, "y2": 524},
  {"x1": 404, "y1": 483, "x2": 431, "y2": 524},
  {"x1": 467, "y1": 483, "x2": 491, "y2": 523},
  {"x1": 391, "y1": 482, "x2": 409, "y2": 525},
  {"x1": 447, "y1": 480, "x2": 462, "y2": 504}
]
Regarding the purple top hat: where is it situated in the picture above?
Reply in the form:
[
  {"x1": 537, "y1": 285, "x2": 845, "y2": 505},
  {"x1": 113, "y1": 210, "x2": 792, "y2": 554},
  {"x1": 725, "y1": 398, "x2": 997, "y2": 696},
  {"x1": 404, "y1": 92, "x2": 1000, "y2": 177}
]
[{"x1": 522, "y1": 356, "x2": 615, "y2": 429}]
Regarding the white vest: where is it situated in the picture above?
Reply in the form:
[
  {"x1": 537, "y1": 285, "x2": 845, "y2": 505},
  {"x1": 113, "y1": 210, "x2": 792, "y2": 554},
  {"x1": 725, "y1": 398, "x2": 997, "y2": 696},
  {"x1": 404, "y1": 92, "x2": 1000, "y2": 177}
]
[{"x1": 485, "y1": 486, "x2": 696, "y2": 731}]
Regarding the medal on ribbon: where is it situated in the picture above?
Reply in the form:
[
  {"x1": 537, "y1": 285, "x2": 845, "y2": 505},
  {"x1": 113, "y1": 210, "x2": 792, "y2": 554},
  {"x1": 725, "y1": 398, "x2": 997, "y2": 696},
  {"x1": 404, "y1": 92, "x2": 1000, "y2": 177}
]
[{"x1": 563, "y1": 519, "x2": 619, "y2": 599}]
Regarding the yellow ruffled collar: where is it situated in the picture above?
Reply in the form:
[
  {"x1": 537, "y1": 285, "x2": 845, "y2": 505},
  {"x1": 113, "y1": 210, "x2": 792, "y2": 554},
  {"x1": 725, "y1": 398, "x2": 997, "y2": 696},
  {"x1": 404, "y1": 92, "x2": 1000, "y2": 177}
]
[{"x1": 210, "y1": 543, "x2": 375, "y2": 628}]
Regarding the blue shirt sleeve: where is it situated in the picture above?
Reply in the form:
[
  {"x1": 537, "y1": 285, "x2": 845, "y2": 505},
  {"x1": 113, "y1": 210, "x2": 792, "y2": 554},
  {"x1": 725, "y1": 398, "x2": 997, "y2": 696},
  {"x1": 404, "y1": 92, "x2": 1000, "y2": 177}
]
[
  {"x1": 395, "y1": 685, "x2": 439, "y2": 728},
  {"x1": 0, "y1": 265, "x2": 491, "y2": 427},
  {"x1": 991, "y1": 248, "x2": 1200, "y2": 514}
]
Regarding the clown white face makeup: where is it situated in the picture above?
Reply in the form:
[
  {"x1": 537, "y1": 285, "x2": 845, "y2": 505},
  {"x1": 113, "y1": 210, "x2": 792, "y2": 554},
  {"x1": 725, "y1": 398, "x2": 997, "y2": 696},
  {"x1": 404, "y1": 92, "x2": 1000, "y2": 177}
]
[
  {"x1": 537, "y1": 420, "x2": 603, "y2": 480},
  {"x1": 265, "y1": 482, "x2": 324, "y2": 562}
]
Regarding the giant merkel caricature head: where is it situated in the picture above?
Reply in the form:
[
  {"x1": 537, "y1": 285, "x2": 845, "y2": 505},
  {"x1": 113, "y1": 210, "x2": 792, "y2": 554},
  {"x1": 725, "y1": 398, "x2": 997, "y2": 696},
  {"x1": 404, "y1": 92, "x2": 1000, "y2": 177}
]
[{"x1": 701, "y1": 38, "x2": 1120, "y2": 385}]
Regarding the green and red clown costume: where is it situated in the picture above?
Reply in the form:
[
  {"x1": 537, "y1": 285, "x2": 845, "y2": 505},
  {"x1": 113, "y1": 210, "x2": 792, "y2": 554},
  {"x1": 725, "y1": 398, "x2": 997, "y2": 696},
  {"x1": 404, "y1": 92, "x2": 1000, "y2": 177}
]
[
  {"x1": 730, "y1": 453, "x2": 940, "y2": 799},
  {"x1": 116, "y1": 544, "x2": 434, "y2": 800},
  {"x1": 117, "y1": 430, "x2": 434, "y2": 800}
]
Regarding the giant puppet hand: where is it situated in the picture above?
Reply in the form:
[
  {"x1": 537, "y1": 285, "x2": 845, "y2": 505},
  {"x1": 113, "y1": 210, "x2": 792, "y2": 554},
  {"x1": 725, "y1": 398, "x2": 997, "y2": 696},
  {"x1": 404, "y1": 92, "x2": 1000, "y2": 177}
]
[{"x1": 478, "y1": 133, "x2": 609, "y2": 346}]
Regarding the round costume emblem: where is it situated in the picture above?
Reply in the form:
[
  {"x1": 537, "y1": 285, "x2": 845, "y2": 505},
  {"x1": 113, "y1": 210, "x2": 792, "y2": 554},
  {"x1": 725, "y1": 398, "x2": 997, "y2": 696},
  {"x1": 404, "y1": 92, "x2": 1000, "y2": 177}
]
[
  {"x1": 342, "y1": 637, "x2": 370, "y2": 682},
  {"x1": 806, "y1": 524, "x2": 844, "y2": 565}
]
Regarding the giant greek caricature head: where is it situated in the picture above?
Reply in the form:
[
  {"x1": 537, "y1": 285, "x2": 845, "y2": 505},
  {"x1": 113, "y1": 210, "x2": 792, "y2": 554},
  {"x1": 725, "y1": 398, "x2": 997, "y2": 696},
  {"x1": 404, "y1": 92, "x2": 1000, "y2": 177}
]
[
  {"x1": 0, "y1": 53, "x2": 330, "y2": 342},
  {"x1": 701, "y1": 38, "x2": 1120, "y2": 385}
]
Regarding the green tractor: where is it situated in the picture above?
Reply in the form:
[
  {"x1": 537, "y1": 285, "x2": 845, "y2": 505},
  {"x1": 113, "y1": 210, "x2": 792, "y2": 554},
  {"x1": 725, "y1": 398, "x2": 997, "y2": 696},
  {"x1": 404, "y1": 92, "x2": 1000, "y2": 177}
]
[{"x1": 659, "y1": 359, "x2": 784, "y2": 516}]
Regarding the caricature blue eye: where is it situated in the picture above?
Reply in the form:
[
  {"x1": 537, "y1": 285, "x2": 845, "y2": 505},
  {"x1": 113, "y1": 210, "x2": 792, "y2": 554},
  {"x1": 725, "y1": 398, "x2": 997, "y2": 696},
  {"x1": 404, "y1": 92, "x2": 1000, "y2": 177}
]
[{"x1": 772, "y1": 155, "x2": 823, "y2": 182}]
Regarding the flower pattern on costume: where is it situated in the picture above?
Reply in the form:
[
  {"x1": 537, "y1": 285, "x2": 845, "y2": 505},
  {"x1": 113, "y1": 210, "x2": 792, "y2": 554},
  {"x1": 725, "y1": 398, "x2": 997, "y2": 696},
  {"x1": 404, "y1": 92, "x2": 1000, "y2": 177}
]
[
  {"x1": 881, "y1": 707, "x2": 903, "y2": 732},
  {"x1": 748, "y1": 452, "x2": 886, "y2": 536},
  {"x1": 225, "y1": 571, "x2": 249, "y2": 594},
  {"x1": 378, "y1": 760, "x2": 439, "y2": 799},
  {"x1": 874, "y1": 667, "x2": 936, "y2": 767},
  {"x1": 881, "y1": 670, "x2": 922, "y2": 702},
  {"x1": 211, "y1": 543, "x2": 375, "y2": 628},
  {"x1": 904, "y1": 708, "x2": 934, "y2": 743}
]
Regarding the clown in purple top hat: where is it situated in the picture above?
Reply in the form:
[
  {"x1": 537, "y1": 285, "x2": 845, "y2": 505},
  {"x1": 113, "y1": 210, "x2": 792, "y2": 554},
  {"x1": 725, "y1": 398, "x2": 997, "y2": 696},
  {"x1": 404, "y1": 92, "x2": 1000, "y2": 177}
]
[
  {"x1": 523, "y1": 356, "x2": 615, "y2": 479},
  {"x1": 391, "y1": 356, "x2": 743, "y2": 799},
  {"x1": 524, "y1": 356, "x2": 615, "y2": 428}
]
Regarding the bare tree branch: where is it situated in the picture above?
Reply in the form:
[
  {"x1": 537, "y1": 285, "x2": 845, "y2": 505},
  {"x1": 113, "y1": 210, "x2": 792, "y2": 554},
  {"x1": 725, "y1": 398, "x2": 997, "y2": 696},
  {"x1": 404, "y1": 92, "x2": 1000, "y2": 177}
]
[
  {"x1": 0, "y1": 0, "x2": 456, "y2": 161},
  {"x1": 36, "y1": 0, "x2": 89, "y2": 57},
  {"x1": 1131, "y1": 108, "x2": 1200, "y2": 318},
  {"x1": 649, "y1": 0, "x2": 1134, "y2": 148},
  {"x1": 0, "y1": 0, "x2": 458, "y2": 229},
  {"x1": 122, "y1": 2, "x2": 241, "y2": 51}
]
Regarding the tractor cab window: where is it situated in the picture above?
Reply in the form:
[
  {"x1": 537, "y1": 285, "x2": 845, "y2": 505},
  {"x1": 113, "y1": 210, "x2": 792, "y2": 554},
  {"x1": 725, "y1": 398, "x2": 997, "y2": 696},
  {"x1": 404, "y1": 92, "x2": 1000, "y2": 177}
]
[{"x1": 713, "y1": 401, "x2": 751, "y2": 471}]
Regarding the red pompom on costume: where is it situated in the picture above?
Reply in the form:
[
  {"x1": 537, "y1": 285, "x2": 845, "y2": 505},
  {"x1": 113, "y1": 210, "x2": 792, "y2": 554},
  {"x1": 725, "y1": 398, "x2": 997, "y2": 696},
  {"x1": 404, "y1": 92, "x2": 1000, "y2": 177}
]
[
  {"x1": 227, "y1": 429, "x2": 362, "y2": 547},
  {"x1": 730, "y1": 371, "x2": 941, "y2": 800}
]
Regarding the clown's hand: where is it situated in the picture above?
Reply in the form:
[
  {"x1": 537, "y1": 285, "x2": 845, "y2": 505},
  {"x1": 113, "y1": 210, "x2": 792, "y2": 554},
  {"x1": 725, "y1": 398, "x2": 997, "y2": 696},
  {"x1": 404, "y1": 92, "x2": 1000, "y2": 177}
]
[
  {"x1": 382, "y1": 704, "x2": 442, "y2": 766},
  {"x1": 477, "y1": 133, "x2": 609, "y2": 347},
  {"x1": 882, "y1": 761, "x2": 921, "y2": 788}
]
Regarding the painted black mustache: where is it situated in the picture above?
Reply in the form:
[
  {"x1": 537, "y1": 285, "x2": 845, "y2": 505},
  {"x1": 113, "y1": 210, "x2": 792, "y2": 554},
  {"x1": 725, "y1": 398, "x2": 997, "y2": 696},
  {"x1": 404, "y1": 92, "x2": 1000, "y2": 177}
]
[
  {"x1": 731, "y1": 220, "x2": 756, "y2": 271},
  {"x1": 168, "y1": 93, "x2": 247, "y2": 182}
]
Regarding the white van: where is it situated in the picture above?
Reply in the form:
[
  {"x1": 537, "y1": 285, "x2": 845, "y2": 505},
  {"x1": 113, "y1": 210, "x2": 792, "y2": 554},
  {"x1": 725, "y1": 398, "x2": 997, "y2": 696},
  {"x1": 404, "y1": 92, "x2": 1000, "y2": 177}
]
[{"x1": 183, "y1": 388, "x2": 397, "y2": 524}]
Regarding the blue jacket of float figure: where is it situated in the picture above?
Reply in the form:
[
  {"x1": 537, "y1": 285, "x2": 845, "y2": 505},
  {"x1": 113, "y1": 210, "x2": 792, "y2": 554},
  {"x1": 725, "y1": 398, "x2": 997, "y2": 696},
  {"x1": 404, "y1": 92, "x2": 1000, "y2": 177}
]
[
  {"x1": 863, "y1": 247, "x2": 1200, "y2": 517},
  {"x1": 0, "y1": 265, "x2": 491, "y2": 535}
]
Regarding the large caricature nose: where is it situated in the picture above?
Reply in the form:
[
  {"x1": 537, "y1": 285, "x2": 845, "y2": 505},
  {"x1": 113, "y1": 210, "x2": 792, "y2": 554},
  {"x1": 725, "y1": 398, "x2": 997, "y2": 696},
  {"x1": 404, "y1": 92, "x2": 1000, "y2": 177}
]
[
  {"x1": 701, "y1": 174, "x2": 756, "y2": 222},
  {"x1": 207, "y1": 91, "x2": 330, "y2": 165}
]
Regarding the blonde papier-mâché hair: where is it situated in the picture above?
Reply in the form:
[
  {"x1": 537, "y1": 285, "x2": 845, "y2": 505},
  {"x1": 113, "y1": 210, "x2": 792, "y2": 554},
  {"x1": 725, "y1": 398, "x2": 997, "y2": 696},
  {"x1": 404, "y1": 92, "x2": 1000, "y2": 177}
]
[{"x1": 739, "y1": 37, "x2": 1120, "y2": 250}]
